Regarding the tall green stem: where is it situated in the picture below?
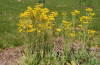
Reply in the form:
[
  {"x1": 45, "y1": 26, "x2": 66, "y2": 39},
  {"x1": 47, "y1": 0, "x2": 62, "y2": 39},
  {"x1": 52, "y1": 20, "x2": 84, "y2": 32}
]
[{"x1": 83, "y1": 28, "x2": 85, "y2": 49}]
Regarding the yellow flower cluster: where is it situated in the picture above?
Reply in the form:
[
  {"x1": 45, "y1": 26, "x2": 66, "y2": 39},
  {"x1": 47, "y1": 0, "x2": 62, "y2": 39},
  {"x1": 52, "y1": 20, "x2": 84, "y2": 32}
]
[
  {"x1": 62, "y1": 20, "x2": 72, "y2": 30},
  {"x1": 87, "y1": 30, "x2": 95, "y2": 37},
  {"x1": 78, "y1": 25, "x2": 82, "y2": 27},
  {"x1": 69, "y1": 31, "x2": 75, "y2": 38},
  {"x1": 64, "y1": 23, "x2": 72, "y2": 30},
  {"x1": 18, "y1": 4, "x2": 58, "y2": 35},
  {"x1": 80, "y1": 16, "x2": 92, "y2": 25},
  {"x1": 79, "y1": 8, "x2": 95, "y2": 25},
  {"x1": 71, "y1": 10, "x2": 80, "y2": 16},
  {"x1": 85, "y1": 8, "x2": 92, "y2": 11},
  {"x1": 56, "y1": 29, "x2": 62, "y2": 32},
  {"x1": 89, "y1": 13, "x2": 95, "y2": 16},
  {"x1": 56, "y1": 8, "x2": 95, "y2": 40},
  {"x1": 61, "y1": 12, "x2": 67, "y2": 15},
  {"x1": 80, "y1": 16, "x2": 91, "y2": 22},
  {"x1": 56, "y1": 13, "x2": 72, "y2": 34}
]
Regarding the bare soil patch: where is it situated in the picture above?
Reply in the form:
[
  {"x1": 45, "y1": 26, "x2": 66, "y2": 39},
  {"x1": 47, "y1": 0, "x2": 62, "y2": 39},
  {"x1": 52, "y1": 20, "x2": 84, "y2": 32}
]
[{"x1": 0, "y1": 46, "x2": 23, "y2": 65}]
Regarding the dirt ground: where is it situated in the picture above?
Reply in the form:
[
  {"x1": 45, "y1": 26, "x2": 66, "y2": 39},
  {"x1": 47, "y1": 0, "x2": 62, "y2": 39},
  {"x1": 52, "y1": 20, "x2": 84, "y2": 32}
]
[
  {"x1": 0, "y1": 46, "x2": 23, "y2": 65},
  {"x1": 0, "y1": 37, "x2": 100, "y2": 65}
]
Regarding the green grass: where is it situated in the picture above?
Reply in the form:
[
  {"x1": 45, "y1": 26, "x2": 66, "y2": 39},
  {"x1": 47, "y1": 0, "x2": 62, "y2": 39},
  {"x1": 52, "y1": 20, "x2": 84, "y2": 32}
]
[{"x1": 0, "y1": 0, "x2": 100, "y2": 49}]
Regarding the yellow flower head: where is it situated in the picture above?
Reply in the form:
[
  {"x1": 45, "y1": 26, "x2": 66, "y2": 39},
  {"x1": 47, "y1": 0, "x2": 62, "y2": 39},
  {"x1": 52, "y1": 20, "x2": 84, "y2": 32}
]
[
  {"x1": 52, "y1": 11, "x2": 58, "y2": 17},
  {"x1": 62, "y1": 20, "x2": 67, "y2": 23},
  {"x1": 80, "y1": 16, "x2": 90, "y2": 22},
  {"x1": 83, "y1": 21, "x2": 89, "y2": 24},
  {"x1": 87, "y1": 30, "x2": 95, "y2": 37},
  {"x1": 70, "y1": 33, "x2": 75, "y2": 37},
  {"x1": 40, "y1": 4, "x2": 43, "y2": 7},
  {"x1": 56, "y1": 29, "x2": 62, "y2": 32},
  {"x1": 74, "y1": 10, "x2": 80, "y2": 14},
  {"x1": 71, "y1": 12, "x2": 76, "y2": 16},
  {"x1": 61, "y1": 12, "x2": 67, "y2": 15},
  {"x1": 49, "y1": 17, "x2": 55, "y2": 20},
  {"x1": 71, "y1": 10, "x2": 79, "y2": 16},
  {"x1": 47, "y1": 26, "x2": 52, "y2": 29},
  {"x1": 85, "y1": 8, "x2": 92, "y2": 11},
  {"x1": 89, "y1": 13, "x2": 95, "y2": 16},
  {"x1": 43, "y1": 8, "x2": 49, "y2": 13},
  {"x1": 89, "y1": 16, "x2": 92, "y2": 20},
  {"x1": 72, "y1": 31, "x2": 75, "y2": 33},
  {"x1": 78, "y1": 25, "x2": 82, "y2": 27},
  {"x1": 31, "y1": 28, "x2": 36, "y2": 31},
  {"x1": 27, "y1": 6, "x2": 32, "y2": 11},
  {"x1": 19, "y1": 29, "x2": 22, "y2": 32}
]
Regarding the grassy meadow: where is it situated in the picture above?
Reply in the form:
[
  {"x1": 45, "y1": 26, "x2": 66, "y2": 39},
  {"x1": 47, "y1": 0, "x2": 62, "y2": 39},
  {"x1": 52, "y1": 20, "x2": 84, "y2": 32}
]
[{"x1": 0, "y1": 0, "x2": 100, "y2": 65}]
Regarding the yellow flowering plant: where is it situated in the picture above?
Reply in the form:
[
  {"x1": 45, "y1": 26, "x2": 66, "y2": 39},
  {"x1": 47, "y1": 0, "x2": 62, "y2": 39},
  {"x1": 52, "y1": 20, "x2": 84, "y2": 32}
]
[
  {"x1": 17, "y1": 4, "x2": 59, "y2": 65},
  {"x1": 18, "y1": 4, "x2": 96, "y2": 64},
  {"x1": 71, "y1": 10, "x2": 80, "y2": 28}
]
